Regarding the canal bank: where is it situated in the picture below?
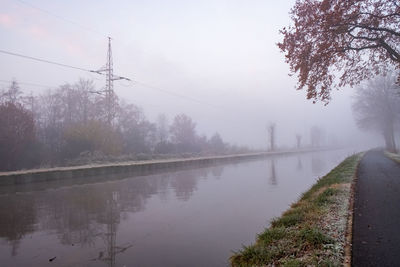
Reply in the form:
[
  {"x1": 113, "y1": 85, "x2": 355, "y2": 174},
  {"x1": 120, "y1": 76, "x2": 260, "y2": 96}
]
[
  {"x1": 230, "y1": 153, "x2": 363, "y2": 266},
  {"x1": 0, "y1": 149, "x2": 322, "y2": 186},
  {"x1": 0, "y1": 149, "x2": 358, "y2": 266}
]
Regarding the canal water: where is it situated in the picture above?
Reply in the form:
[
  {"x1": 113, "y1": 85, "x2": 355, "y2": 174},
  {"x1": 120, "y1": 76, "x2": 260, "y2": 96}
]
[{"x1": 0, "y1": 149, "x2": 357, "y2": 266}]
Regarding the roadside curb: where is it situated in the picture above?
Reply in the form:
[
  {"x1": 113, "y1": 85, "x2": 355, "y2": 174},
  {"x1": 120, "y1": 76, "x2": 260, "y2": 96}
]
[{"x1": 344, "y1": 152, "x2": 363, "y2": 266}]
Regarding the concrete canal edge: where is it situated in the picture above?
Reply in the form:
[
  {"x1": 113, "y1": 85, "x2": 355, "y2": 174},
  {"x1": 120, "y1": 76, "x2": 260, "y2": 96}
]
[{"x1": 0, "y1": 149, "x2": 321, "y2": 186}]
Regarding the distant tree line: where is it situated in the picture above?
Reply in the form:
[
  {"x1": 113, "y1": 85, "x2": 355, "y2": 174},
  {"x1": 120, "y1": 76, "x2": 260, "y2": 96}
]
[
  {"x1": 266, "y1": 122, "x2": 327, "y2": 152},
  {"x1": 0, "y1": 79, "x2": 249, "y2": 171}
]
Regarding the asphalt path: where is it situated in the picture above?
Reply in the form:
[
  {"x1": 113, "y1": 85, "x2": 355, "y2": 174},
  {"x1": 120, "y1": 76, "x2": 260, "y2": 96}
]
[{"x1": 352, "y1": 150, "x2": 400, "y2": 266}]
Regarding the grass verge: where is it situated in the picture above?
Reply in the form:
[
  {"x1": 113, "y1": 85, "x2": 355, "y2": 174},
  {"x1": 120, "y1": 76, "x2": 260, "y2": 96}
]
[
  {"x1": 384, "y1": 151, "x2": 400, "y2": 164},
  {"x1": 230, "y1": 153, "x2": 363, "y2": 266}
]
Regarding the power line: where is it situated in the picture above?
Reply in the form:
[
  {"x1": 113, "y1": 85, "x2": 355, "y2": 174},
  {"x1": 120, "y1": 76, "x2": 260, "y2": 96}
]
[
  {"x1": 0, "y1": 76, "x2": 223, "y2": 110},
  {"x1": 129, "y1": 80, "x2": 224, "y2": 110},
  {"x1": 0, "y1": 49, "x2": 100, "y2": 74},
  {"x1": 10, "y1": 1, "x2": 225, "y2": 110},
  {"x1": 0, "y1": 77, "x2": 222, "y2": 111},
  {"x1": 0, "y1": 47, "x2": 223, "y2": 110},
  {"x1": 12, "y1": 0, "x2": 232, "y2": 110},
  {"x1": 15, "y1": 0, "x2": 107, "y2": 38},
  {"x1": 0, "y1": 79, "x2": 55, "y2": 88}
]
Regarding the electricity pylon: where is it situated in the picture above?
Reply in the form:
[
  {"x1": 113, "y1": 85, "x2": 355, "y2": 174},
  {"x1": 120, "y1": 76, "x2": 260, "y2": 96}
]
[{"x1": 95, "y1": 37, "x2": 130, "y2": 124}]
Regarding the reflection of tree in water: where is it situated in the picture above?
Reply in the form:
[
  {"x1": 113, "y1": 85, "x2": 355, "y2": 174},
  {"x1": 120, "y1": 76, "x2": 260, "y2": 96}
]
[
  {"x1": 197, "y1": 167, "x2": 209, "y2": 180},
  {"x1": 211, "y1": 165, "x2": 224, "y2": 179},
  {"x1": 156, "y1": 173, "x2": 172, "y2": 202},
  {"x1": 269, "y1": 159, "x2": 278, "y2": 186},
  {"x1": 0, "y1": 178, "x2": 150, "y2": 259},
  {"x1": 311, "y1": 154, "x2": 326, "y2": 175},
  {"x1": 0, "y1": 166, "x2": 210, "y2": 260},
  {"x1": 297, "y1": 157, "x2": 303, "y2": 171},
  {"x1": 40, "y1": 187, "x2": 106, "y2": 247},
  {"x1": 0, "y1": 194, "x2": 36, "y2": 256},
  {"x1": 170, "y1": 171, "x2": 199, "y2": 201}
]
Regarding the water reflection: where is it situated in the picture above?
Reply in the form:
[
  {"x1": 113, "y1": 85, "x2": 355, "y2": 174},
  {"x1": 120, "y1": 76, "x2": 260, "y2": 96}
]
[
  {"x1": 0, "y1": 149, "x2": 356, "y2": 267},
  {"x1": 0, "y1": 164, "x2": 226, "y2": 263},
  {"x1": 171, "y1": 171, "x2": 199, "y2": 201},
  {"x1": 297, "y1": 157, "x2": 303, "y2": 171},
  {"x1": 269, "y1": 159, "x2": 278, "y2": 186},
  {"x1": 311, "y1": 154, "x2": 326, "y2": 175},
  {"x1": 211, "y1": 166, "x2": 224, "y2": 179},
  {"x1": 0, "y1": 194, "x2": 36, "y2": 256}
]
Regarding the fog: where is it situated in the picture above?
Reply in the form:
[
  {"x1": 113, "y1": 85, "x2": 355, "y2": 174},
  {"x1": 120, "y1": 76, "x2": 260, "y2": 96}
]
[{"x1": 0, "y1": 0, "x2": 380, "y2": 150}]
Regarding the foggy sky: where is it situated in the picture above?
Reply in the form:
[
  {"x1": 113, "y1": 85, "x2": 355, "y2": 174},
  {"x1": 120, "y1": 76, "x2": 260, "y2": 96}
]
[{"x1": 0, "y1": 0, "x2": 380, "y2": 149}]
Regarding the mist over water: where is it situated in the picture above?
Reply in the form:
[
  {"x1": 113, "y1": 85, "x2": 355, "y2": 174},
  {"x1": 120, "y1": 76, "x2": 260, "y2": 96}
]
[
  {"x1": 0, "y1": 149, "x2": 357, "y2": 266},
  {"x1": 0, "y1": 1, "x2": 395, "y2": 266}
]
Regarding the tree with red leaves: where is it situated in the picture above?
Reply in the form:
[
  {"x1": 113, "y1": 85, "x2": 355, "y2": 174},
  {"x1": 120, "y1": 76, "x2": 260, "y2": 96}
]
[{"x1": 278, "y1": 0, "x2": 400, "y2": 103}]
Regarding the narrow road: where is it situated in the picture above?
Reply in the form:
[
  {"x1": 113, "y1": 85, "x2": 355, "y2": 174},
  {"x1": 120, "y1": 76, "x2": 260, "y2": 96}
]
[{"x1": 352, "y1": 150, "x2": 400, "y2": 266}]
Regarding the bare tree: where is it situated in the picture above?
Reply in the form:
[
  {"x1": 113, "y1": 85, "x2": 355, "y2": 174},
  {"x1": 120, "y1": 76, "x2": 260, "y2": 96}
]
[
  {"x1": 310, "y1": 126, "x2": 324, "y2": 148},
  {"x1": 209, "y1": 132, "x2": 225, "y2": 154},
  {"x1": 156, "y1": 113, "x2": 169, "y2": 143},
  {"x1": 170, "y1": 114, "x2": 198, "y2": 153},
  {"x1": 116, "y1": 102, "x2": 154, "y2": 154},
  {"x1": 296, "y1": 134, "x2": 302, "y2": 149},
  {"x1": 0, "y1": 78, "x2": 239, "y2": 169},
  {"x1": 73, "y1": 79, "x2": 95, "y2": 124},
  {"x1": 267, "y1": 123, "x2": 276, "y2": 151},
  {"x1": 1, "y1": 79, "x2": 22, "y2": 105},
  {"x1": 352, "y1": 72, "x2": 399, "y2": 152}
]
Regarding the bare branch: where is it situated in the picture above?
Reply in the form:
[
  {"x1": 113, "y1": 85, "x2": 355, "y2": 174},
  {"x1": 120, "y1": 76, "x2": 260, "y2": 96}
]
[{"x1": 346, "y1": 23, "x2": 400, "y2": 37}]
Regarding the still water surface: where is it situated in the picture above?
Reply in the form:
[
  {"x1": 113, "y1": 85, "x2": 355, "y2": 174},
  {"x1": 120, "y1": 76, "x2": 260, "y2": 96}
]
[{"x1": 0, "y1": 149, "x2": 357, "y2": 266}]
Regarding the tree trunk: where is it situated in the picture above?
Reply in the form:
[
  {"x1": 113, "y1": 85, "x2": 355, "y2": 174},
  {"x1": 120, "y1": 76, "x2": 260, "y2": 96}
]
[{"x1": 383, "y1": 124, "x2": 396, "y2": 152}]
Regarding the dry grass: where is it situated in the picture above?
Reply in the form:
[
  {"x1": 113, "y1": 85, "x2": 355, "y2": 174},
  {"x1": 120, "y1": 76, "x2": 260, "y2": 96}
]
[{"x1": 230, "y1": 153, "x2": 363, "y2": 267}]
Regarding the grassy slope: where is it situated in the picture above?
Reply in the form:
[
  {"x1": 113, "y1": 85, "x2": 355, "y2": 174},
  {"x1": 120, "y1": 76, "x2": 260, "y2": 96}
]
[{"x1": 230, "y1": 153, "x2": 363, "y2": 267}]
